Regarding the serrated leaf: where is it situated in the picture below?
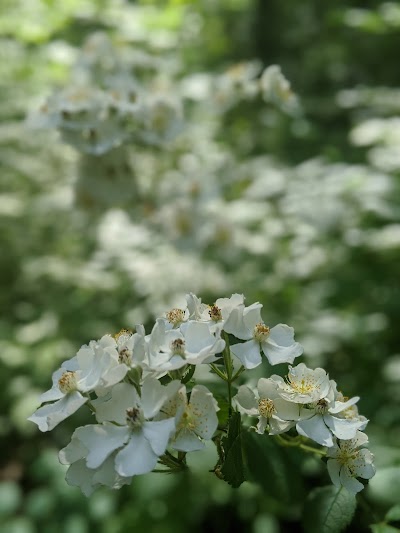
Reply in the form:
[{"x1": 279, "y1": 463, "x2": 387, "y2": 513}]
[
  {"x1": 214, "y1": 394, "x2": 230, "y2": 428},
  {"x1": 219, "y1": 411, "x2": 245, "y2": 488},
  {"x1": 180, "y1": 364, "x2": 196, "y2": 384},
  {"x1": 303, "y1": 486, "x2": 356, "y2": 533},
  {"x1": 242, "y1": 431, "x2": 304, "y2": 508}
]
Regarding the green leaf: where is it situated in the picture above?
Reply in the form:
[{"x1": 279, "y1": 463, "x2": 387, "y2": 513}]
[
  {"x1": 180, "y1": 364, "x2": 196, "y2": 384},
  {"x1": 242, "y1": 431, "x2": 304, "y2": 508},
  {"x1": 386, "y1": 504, "x2": 400, "y2": 523},
  {"x1": 369, "y1": 467, "x2": 400, "y2": 506},
  {"x1": 370, "y1": 524, "x2": 400, "y2": 533},
  {"x1": 214, "y1": 394, "x2": 230, "y2": 428},
  {"x1": 303, "y1": 486, "x2": 356, "y2": 533},
  {"x1": 219, "y1": 411, "x2": 245, "y2": 488}
]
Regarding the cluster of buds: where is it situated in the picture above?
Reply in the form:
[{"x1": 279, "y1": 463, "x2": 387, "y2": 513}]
[{"x1": 28, "y1": 293, "x2": 375, "y2": 495}]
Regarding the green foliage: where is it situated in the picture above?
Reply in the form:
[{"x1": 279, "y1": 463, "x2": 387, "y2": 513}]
[
  {"x1": 303, "y1": 486, "x2": 357, "y2": 533},
  {"x1": 219, "y1": 411, "x2": 245, "y2": 489},
  {"x1": 242, "y1": 431, "x2": 304, "y2": 515}
]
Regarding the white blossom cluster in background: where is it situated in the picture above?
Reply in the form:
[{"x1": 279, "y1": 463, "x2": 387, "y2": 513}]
[{"x1": 28, "y1": 293, "x2": 375, "y2": 496}]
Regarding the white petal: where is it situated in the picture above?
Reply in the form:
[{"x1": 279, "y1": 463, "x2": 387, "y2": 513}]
[
  {"x1": 353, "y1": 449, "x2": 376, "y2": 480},
  {"x1": 77, "y1": 424, "x2": 130, "y2": 469},
  {"x1": 257, "y1": 378, "x2": 279, "y2": 400},
  {"x1": 39, "y1": 368, "x2": 66, "y2": 402},
  {"x1": 28, "y1": 392, "x2": 87, "y2": 432},
  {"x1": 141, "y1": 377, "x2": 181, "y2": 419},
  {"x1": 59, "y1": 433, "x2": 88, "y2": 465},
  {"x1": 142, "y1": 418, "x2": 176, "y2": 456},
  {"x1": 327, "y1": 459, "x2": 342, "y2": 487},
  {"x1": 172, "y1": 428, "x2": 204, "y2": 452},
  {"x1": 115, "y1": 431, "x2": 158, "y2": 476},
  {"x1": 65, "y1": 459, "x2": 97, "y2": 497},
  {"x1": 329, "y1": 396, "x2": 360, "y2": 414},
  {"x1": 223, "y1": 306, "x2": 249, "y2": 339},
  {"x1": 183, "y1": 322, "x2": 215, "y2": 352},
  {"x1": 256, "y1": 417, "x2": 268, "y2": 434},
  {"x1": 93, "y1": 383, "x2": 139, "y2": 424},
  {"x1": 234, "y1": 385, "x2": 258, "y2": 415},
  {"x1": 324, "y1": 415, "x2": 365, "y2": 440},
  {"x1": 61, "y1": 356, "x2": 79, "y2": 371},
  {"x1": 243, "y1": 303, "x2": 263, "y2": 332},
  {"x1": 262, "y1": 325, "x2": 303, "y2": 365},
  {"x1": 190, "y1": 385, "x2": 219, "y2": 440},
  {"x1": 92, "y1": 454, "x2": 132, "y2": 489},
  {"x1": 274, "y1": 398, "x2": 304, "y2": 421},
  {"x1": 340, "y1": 467, "x2": 364, "y2": 493},
  {"x1": 230, "y1": 339, "x2": 262, "y2": 369},
  {"x1": 296, "y1": 415, "x2": 333, "y2": 447},
  {"x1": 100, "y1": 363, "x2": 129, "y2": 390},
  {"x1": 269, "y1": 417, "x2": 295, "y2": 435}
]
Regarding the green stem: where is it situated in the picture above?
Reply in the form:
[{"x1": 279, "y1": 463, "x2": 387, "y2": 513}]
[
  {"x1": 274, "y1": 434, "x2": 327, "y2": 457},
  {"x1": 222, "y1": 332, "x2": 233, "y2": 417},
  {"x1": 85, "y1": 398, "x2": 96, "y2": 413},
  {"x1": 158, "y1": 452, "x2": 187, "y2": 470},
  {"x1": 232, "y1": 365, "x2": 245, "y2": 382},
  {"x1": 210, "y1": 363, "x2": 227, "y2": 381}
]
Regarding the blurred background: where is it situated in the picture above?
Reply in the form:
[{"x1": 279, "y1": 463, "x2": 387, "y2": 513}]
[{"x1": 1, "y1": 0, "x2": 400, "y2": 531}]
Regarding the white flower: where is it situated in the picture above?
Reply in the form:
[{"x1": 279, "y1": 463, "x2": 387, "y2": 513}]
[
  {"x1": 114, "y1": 326, "x2": 148, "y2": 369},
  {"x1": 158, "y1": 384, "x2": 219, "y2": 451},
  {"x1": 59, "y1": 438, "x2": 132, "y2": 496},
  {"x1": 28, "y1": 335, "x2": 129, "y2": 431},
  {"x1": 164, "y1": 307, "x2": 189, "y2": 328},
  {"x1": 85, "y1": 378, "x2": 180, "y2": 477},
  {"x1": 230, "y1": 303, "x2": 303, "y2": 369},
  {"x1": 273, "y1": 363, "x2": 331, "y2": 404},
  {"x1": 295, "y1": 386, "x2": 368, "y2": 447},
  {"x1": 327, "y1": 432, "x2": 376, "y2": 493},
  {"x1": 147, "y1": 319, "x2": 225, "y2": 372},
  {"x1": 186, "y1": 293, "x2": 209, "y2": 320},
  {"x1": 75, "y1": 334, "x2": 129, "y2": 394},
  {"x1": 234, "y1": 378, "x2": 301, "y2": 435},
  {"x1": 332, "y1": 390, "x2": 368, "y2": 430},
  {"x1": 260, "y1": 65, "x2": 298, "y2": 112},
  {"x1": 185, "y1": 293, "x2": 246, "y2": 334}
]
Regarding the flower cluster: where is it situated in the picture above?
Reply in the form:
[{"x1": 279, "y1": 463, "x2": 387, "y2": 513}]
[
  {"x1": 235, "y1": 365, "x2": 375, "y2": 493},
  {"x1": 28, "y1": 293, "x2": 375, "y2": 495}
]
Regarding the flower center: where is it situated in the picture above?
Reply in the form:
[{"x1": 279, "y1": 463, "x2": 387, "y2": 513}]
[
  {"x1": 258, "y1": 398, "x2": 276, "y2": 419},
  {"x1": 178, "y1": 409, "x2": 196, "y2": 431},
  {"x1": 58, "y1": 371, "x2": 78, "y2": 394},
  {"x1": 253, "y1": 323, "x2": 270, "y2": 343},
  {"x1": 287, "y1": 375, "x2": 317, "y2": 395},
  {"x1": 114, "y1": 329, "x2": 133, "y2": 365},
  {"x1": 171, "y1": 338, "x2": 186, "y2": 357},
  {"x1": 125, "y1": 406, "x2": 144, "y2": 429},
  {"x1": 208, "y1": 304, "x2": 222, "y2": 322},
  {"x1": 336, "y1": 444, "x2": 360, "y2": 466},
  {"x1": 166, "y1": 308, "x2": 186, "y2": 327},
  {"x1": 315, "y1": 398, "x2": 328, "y2": 415}
]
